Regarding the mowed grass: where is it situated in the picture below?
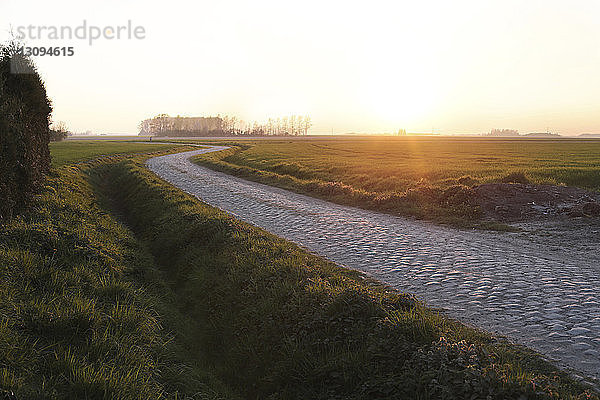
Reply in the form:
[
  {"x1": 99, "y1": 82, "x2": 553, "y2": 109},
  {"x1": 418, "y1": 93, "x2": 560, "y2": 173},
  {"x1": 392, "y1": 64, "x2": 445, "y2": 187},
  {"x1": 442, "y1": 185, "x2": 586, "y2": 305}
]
[
  {"x1": 0, "y1": 143, "x2": 597, "y2": 398},
  {"x1": 192, "y1": 137, "x2": 600, "y2": 226},
  {"x1": 49, "y1": 140, "x2": 182, "y2": 167}
]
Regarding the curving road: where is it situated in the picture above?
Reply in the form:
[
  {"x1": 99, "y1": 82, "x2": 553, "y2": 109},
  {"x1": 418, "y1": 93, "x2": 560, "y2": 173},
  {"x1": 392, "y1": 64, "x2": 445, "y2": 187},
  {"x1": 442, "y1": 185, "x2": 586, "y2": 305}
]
[{"x1": 147, "y1": 146, "x2": 600, "y2": 382}]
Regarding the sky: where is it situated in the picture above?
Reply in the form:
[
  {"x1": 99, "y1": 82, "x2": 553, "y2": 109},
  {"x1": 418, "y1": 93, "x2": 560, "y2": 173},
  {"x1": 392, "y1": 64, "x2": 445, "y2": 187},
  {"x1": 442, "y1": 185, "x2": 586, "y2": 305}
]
[{"x1": 2, "y1": 0, "x2": 600, "y2": 135}]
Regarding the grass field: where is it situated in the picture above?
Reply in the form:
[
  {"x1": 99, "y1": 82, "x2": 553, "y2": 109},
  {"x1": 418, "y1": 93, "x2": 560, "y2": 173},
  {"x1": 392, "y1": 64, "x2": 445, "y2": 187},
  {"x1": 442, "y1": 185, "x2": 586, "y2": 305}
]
[
  {"x1": 49, "y1": 140, "x2": 182, "y2": 167},
  {"x1": 0, "y1": 141, "x2": 597, "y2": 398},
  {"x1": 191, "y1": 137, "x2": 600, "y2": 226}
]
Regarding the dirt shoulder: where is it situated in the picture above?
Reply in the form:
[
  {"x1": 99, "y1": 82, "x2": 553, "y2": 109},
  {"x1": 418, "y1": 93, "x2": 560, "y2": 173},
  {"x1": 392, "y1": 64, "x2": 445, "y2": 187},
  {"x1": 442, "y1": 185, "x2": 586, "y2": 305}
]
[{"x1": 475, "y1": 183, "x2": 600, "y2": 223}]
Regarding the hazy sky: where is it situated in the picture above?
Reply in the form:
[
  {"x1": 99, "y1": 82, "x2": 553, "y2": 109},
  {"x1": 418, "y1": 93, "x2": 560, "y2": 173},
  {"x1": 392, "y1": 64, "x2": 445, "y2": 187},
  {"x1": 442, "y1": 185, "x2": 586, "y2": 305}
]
[{"x1": 2, "y1": 0, "x2": 600, "y2": 135}]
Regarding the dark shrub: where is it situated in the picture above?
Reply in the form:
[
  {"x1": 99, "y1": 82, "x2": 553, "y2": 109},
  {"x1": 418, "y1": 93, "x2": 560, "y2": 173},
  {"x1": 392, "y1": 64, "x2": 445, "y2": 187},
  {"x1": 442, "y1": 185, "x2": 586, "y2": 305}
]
[
  {"x1": 49, "y1": 129, "x2": 68, "y2": 142},
  {"x1": 0, "y1": 41, "x2": 52, "y2": 219},
  {"x1": 50, "y1": 121, "x2": 70, "y2": 142}
]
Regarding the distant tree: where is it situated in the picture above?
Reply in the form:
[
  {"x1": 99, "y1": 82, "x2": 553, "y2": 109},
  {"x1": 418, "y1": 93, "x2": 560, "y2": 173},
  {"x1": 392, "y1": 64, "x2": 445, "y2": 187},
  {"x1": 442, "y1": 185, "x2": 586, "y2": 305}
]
[
  {"x1": 302, "y1": 116, "x2": 312, "y2": 135},
  {"x1": 155, "y1": 114, "x2": 172, "y2": 135},
  {"x1": 290, "y1": 115, "x2": 297, "y2": 136},
  {"x1": 50, "y1": 121, "x2": 70, "y2": 141},
  {"x1": 229, "y1": 116, "x2": 238, "y2": 135},
  {"x1": 282, "y1": 116, "x2": 289, "y2": 135}
]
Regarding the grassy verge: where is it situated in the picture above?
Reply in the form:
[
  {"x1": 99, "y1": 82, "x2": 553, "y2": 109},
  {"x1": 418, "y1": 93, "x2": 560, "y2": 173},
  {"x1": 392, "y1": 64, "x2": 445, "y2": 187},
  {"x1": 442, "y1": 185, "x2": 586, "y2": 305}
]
[
  {"x1": 0, "y1": 146, "x2": 597, "y2": 398},
  {"x1": 0, "y1": 155, "x2": 230, "y2": 399},
  {"x1": 190, "y1": 138, "x2": 600, "y2": 228}
]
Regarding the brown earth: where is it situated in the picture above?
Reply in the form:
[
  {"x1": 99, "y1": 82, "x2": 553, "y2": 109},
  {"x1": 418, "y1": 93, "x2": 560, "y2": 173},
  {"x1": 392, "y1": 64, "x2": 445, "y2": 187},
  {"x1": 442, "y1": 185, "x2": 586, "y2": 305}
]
[{"x1": 474, "y1": 183, "x2": 600, "y2": 222}]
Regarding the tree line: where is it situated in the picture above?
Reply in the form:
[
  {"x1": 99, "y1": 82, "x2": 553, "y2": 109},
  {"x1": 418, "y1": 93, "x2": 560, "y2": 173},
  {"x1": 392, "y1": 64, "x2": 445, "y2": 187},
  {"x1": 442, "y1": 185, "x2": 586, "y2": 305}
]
[
  {"x1": 485, "y1": 129, "x2": 519, "y2": 137},
  {"x1": 139, "y1": 114, "x2": 312, "y2": 137}
]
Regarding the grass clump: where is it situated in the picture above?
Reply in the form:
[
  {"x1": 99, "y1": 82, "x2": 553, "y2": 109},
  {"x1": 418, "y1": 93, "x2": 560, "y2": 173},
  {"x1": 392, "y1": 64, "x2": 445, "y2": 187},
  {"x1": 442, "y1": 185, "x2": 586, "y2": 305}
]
[{"x1": 500, "y1": 171, "x2": 530, "y2": 184}]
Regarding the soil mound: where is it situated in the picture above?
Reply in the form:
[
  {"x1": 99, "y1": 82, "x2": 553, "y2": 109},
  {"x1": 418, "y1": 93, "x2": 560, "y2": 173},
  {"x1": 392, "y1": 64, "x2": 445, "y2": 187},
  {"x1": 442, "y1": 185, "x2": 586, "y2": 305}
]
[{"x1": 474, "y1": 183, "x2": 600, "y2": 221}]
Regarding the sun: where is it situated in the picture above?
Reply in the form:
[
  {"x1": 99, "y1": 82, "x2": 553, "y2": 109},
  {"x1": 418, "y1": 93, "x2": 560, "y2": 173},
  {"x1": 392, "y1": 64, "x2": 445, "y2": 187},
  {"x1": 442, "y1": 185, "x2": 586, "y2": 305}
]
[{"x1": 362, "y1": 64, "x2": 439, "y2": 128}]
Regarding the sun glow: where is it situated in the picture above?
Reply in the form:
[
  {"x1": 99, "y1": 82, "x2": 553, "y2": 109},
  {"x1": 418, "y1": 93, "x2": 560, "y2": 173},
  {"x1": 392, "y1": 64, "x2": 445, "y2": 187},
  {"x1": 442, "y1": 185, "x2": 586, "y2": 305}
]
[
  {"x1": 362, "y1": 65, "x2": 439, "y2": 128},
  {"x1": 3, "y1": 0, "x2": 600, "y2": 135}
]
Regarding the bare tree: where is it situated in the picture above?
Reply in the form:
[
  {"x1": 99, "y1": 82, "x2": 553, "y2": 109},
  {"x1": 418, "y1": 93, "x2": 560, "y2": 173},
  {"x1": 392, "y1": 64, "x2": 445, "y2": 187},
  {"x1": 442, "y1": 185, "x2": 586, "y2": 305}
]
[
  {"x1": 50, "y1": 121, "x2": 70, "y2": 141},
  {"x1": 302, "y1": 116, "x2": 312, "y2": 135}
]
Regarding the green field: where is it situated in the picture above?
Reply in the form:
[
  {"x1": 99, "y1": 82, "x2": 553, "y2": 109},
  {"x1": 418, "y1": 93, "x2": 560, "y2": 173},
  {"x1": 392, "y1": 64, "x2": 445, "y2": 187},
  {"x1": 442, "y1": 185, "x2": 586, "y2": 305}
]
[
  {"x1": 0, "y1": 141, "x2": 596, "y2": 398},
  {"x1": 192, "y1": 137, "x2": 600, "y2": 226},
  {"x1": 49, "y1": 140, "x2": 183, "y2": 167}
]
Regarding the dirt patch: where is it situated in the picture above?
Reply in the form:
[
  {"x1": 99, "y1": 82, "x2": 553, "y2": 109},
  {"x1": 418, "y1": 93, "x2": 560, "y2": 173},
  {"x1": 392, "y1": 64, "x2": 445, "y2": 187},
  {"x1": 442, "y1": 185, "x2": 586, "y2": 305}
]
[{"x1": 474, "y1": 183, "x2": 600, "y2": 222}]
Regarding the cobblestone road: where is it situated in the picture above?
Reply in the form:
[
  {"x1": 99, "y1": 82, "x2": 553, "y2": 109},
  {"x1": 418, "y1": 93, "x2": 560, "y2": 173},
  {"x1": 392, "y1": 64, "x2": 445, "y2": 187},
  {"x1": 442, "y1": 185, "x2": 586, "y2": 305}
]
[{"x1": 147, "y1": 147, "x2": 600, "y2": 382}]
